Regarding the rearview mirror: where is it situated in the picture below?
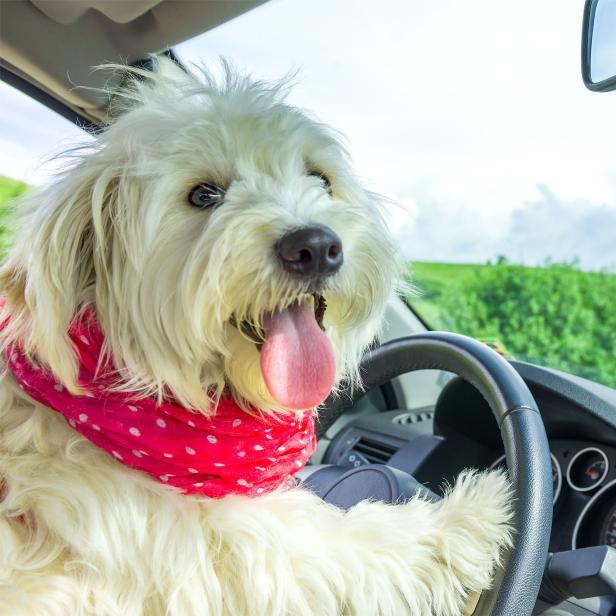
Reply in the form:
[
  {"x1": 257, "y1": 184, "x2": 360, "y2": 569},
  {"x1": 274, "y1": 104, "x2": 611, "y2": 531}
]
[{"x1": 582, "y1": 0, "x2": 616, "y2": 92}]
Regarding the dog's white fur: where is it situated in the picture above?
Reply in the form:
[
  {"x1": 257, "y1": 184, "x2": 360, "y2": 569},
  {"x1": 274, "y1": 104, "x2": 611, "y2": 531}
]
[{"x1": 0, "y1": 59, "x2": 512, "y2": 615}]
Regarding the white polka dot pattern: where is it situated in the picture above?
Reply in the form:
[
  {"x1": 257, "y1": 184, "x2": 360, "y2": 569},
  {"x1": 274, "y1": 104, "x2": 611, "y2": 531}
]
[{"x1": 3, "y1": 306, "x2": 318, "y2": 499}]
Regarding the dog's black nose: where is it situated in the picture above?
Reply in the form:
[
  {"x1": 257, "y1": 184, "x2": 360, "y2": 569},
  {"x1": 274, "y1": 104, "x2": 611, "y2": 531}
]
[{"x1": 277, "y1": 225, "x2": 343, "y2": 278}]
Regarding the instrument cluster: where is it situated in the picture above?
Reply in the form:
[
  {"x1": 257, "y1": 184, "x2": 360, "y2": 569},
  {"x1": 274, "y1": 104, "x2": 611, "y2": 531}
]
[{"x1": 490, "y1": 440, "x2": 616, "y2": 551}]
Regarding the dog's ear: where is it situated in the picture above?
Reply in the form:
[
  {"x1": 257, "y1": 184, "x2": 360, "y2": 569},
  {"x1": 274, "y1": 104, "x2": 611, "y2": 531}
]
[{"x1": 0, "y1": 159, "x2": 122, "y2": 392}]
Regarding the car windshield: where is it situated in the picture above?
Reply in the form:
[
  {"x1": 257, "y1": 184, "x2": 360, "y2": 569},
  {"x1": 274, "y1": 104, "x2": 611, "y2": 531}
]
[
  {"x1": 1, "y1": 0, "x2": 614, "y2": 388},
  {"x1": 174, "y1": 0, "x2": 616, "y2": 388}
]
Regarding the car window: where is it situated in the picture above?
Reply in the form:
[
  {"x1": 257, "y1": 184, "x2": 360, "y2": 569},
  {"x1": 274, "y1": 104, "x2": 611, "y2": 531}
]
[
  {"x1": 175, "y1": 0, "x2": 616, "y2": 388},
  {"x1": 0, "y1": 82, "x2": 91, "y2": 183},
  {"x1": 0, "y1": 81, "x2": 92, "y2": 257},
  {"x1": 1, "y1": 0, "x2": 614, "y2": 389}
]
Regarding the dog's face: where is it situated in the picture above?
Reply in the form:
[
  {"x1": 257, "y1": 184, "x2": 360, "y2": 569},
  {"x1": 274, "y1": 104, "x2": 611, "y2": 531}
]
[{"x1": 1, "y1": 59, "x2": 402, "y2": 414}]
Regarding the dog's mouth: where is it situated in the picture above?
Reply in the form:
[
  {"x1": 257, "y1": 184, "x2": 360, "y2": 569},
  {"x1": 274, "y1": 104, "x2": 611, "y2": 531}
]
[
  {"x1": 230, "y1": 293, "x2": 336, "y2": 411},
  {"x1": 232, "y1": 293, "x2": 327, "y2": 346}
]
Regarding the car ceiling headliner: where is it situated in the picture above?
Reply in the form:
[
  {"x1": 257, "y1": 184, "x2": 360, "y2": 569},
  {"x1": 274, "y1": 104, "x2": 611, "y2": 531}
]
[{"x1": 0, "y1": 0, "x2": 268, "y2": 123}]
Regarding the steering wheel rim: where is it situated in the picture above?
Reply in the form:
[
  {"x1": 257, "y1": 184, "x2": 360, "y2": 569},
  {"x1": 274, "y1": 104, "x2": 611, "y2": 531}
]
[{"x1": 317, "y1": 332, "x2": 553, "y2": 616}]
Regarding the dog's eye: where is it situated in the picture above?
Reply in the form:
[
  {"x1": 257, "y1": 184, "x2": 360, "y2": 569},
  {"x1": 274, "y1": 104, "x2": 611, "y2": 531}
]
[
  {"x1": 188, "y1": 183, "x2": 225, "y2": 209},
  {"x1": 308, "y1": 170, "x2": 332, "y2": 195}
]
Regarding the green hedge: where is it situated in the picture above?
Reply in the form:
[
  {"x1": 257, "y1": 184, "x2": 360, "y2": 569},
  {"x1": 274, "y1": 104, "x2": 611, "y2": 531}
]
[{"x1": 409, "y1": 260, "x2": 616, "y2": 388}]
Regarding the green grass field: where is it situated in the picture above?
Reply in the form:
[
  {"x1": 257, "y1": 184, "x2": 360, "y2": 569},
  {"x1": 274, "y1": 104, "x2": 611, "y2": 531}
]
[{"x1": 0, "y1": 175, "x2": 614, "y2": 388}]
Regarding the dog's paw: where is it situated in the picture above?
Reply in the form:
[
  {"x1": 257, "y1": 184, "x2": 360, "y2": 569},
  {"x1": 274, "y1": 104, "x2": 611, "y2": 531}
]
[{"x1": 435, "y1": 469, "x2": 514, "y2": 593}]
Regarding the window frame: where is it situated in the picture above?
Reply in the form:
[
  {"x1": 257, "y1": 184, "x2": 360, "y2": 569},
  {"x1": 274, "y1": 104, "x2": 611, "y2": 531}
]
[{"x1": 1, "y1": 64, "x2": 100, "y2": 132}]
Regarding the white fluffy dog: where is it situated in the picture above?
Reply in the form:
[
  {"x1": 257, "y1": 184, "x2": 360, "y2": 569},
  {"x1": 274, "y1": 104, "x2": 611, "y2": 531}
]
[{"x1": 0, "y1": 59, "x2": 512, "y2": 615}]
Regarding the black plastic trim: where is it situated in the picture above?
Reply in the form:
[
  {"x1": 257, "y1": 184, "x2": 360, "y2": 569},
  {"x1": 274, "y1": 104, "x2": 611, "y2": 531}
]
[
  {"x1": 304, "y1": 464, "x2": 440, "y2": 509},
  {"x1": 582, "y1": 0, "x2": 616, "y2": 92},
  {"x1": 511, "y1": 361, "x2": 616, "y2": 437},
  {"x1": 0, "y1": 62, "x2": 100, "y2": 132},
  {"x1": 401, "y1": 294, "x2": 433, "y2": 330}
]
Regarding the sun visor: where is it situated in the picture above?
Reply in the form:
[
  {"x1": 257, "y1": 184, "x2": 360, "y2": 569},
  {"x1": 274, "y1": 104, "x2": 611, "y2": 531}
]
[{"x1": 1, "y1": 0, "x2": 267, "y2": 116}]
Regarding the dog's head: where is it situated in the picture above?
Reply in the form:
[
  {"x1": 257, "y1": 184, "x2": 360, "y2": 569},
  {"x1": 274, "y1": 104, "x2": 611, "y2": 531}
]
[{"x1": 0, "y1": 59, "x2": 403, "y2": 414}]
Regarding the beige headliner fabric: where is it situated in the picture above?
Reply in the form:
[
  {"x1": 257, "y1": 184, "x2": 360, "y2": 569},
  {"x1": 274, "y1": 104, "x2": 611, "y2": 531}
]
[
  {"x1": 31, "y1": 0, "x2": 164, "y2": 25},
  {"x1": 0, "y1": 0, "x2": 267, "y2": 118}
]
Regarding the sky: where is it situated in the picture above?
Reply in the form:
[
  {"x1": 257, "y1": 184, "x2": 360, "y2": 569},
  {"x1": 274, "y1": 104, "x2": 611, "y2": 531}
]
[
  {"x1": 1, "y1": 78, "x2": 87, "y2": 184},
  {"x1": 2, "y1": 0, "x2": 615, "y2": 269}
]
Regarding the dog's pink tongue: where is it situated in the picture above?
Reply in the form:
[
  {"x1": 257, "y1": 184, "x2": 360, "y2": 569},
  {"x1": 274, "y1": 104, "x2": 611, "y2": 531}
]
[{"x1": 261, "y1": 303, "x2": 336, "y2": 410}]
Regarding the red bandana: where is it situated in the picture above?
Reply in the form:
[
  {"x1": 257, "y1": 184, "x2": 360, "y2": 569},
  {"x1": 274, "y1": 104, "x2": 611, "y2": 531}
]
[{"x1": 2, "y1": 307, "x2": 316, "y2": 498}]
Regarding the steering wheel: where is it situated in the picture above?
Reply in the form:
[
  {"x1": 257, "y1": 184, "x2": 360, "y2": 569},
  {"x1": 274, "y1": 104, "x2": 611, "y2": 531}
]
[{"x1": 316, "y1": 332, "x2": 553, "y2": 616}]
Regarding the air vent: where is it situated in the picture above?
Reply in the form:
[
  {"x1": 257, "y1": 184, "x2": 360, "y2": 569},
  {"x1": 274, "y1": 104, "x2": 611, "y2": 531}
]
[
  {"x1": 353, "y1": 436, "x2": 399, "y2": 464},
  {"x1": 392, "y1": 411, "x2": 434, "y2": 425}
]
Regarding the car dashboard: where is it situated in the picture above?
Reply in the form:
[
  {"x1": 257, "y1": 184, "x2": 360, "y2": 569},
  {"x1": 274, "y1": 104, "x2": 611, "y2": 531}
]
[{"x1": 313, "y1": 360, "x2": 616, "y2": 615}]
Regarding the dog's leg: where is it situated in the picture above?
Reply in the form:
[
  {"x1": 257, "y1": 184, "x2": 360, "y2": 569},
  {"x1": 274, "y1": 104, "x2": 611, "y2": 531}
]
[
  {"x1": 1, "y1": 386, "x2": 512, "y2": 615},
  {"x1": 0, "y1": 384, "x2": 85, "y2": 615},
  {"x1": 205, "y1": 469, "x2": 513, "y2": 616},
  {"x1": 0, "y1": 514, "x2": 83, "y2": 616},
  {"x1": 1, "y1": 466, "x2": 511, "y2": 616}
]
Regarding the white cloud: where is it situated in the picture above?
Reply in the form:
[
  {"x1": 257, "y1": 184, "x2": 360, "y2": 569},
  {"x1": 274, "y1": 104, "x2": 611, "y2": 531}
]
[
  {"x1": 506, "y1": 184, "x2": 616, "y2": 270},
  {"x1": 397, "y1": 181, "x2": 616, "y2": 270},
  {"x1": 2, "y1": 0, "x2": 615, "y2": 268}
]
